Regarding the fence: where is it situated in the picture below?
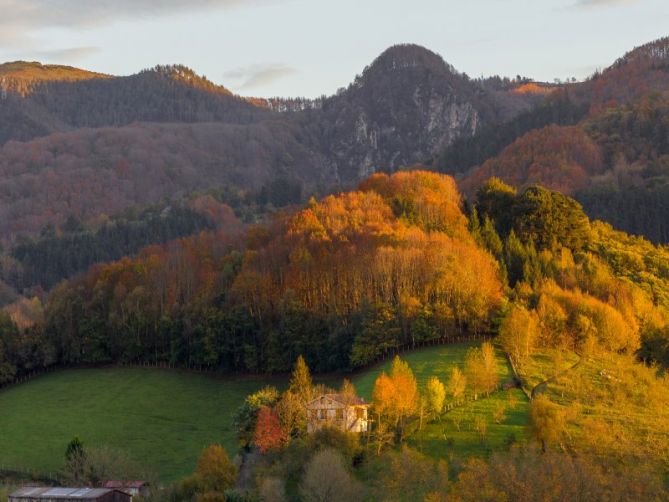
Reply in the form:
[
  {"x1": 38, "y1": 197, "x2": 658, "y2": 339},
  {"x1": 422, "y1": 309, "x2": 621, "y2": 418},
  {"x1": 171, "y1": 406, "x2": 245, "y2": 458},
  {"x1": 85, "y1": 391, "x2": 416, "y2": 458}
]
[
  {"x1": 0, "y1": 332, "x2": 497, "y2": 392},
  {"x1": 351, "y1": 332, "x2": 495, "y2": 376},
  {"x1": 0, "y1": 364, "x2": 64, "y2": 392},
  {"x1": 0, "y1": 465, "x2": 59, "y2": 484}
]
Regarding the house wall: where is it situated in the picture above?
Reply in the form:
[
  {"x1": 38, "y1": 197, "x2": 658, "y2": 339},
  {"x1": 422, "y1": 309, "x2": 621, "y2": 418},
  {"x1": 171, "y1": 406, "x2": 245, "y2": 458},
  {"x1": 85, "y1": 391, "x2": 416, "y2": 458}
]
[{"x1": 306, "y1": 397, "x2": 369, "y2": 433}]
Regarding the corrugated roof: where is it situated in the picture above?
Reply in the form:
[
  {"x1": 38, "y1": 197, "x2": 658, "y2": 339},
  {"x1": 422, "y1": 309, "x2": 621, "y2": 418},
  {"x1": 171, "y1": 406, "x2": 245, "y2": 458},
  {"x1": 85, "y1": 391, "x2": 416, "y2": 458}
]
[{"x1": 10, "y1": 486, "x2": 120, "y2": 499}]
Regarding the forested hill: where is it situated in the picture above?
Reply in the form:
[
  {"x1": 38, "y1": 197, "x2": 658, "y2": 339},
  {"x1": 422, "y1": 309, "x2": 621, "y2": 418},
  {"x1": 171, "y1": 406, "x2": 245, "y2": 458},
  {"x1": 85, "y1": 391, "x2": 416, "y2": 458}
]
[
  {"x1": 2, "y1": 171, "x2": 669, "y2": 386},
  {"x1": 4, "y1": 38, "x2": 669, "y2": 252},
  {"x1": 0, "y1": 63, "x2": 268, "y2": 145},
  {"x1": 437, "y1": 36, "x2": 669, "y2": 243},
  {"x1": 4, "y1": 37, "x2": 669, "y2": 319},
  {"x1": 0, "y1": 61, "x2": 109, "y2": 94},
  {"x1": 458, "y1": 96, "x2": 669, "y2": 243},
  {"x1": 0, "y1": 45, "x2": 543, "y2": 243}
]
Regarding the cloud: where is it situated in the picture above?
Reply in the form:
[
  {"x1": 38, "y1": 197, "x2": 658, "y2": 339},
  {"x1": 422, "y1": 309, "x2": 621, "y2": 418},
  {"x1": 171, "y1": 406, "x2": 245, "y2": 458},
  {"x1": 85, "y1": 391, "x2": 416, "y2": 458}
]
[
  {"x1": 31, "y1": 46, "x2": 102, "y2": 63},
  {"x1": 575, "y1": 0, "x2": 639, "y2": 7},
  {"x1": 223, "y1": 64, "x2": 298, "y2": 90},
  {"x1": 0, "y1": 0, "x2": 280, "y2": 47}
]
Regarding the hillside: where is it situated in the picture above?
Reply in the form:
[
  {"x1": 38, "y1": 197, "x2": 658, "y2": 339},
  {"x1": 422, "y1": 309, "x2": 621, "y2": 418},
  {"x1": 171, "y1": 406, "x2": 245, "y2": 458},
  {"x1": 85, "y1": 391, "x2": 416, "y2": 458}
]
[
  {"x1": 0, "y1": 46, "x2": 543, "y2": 245},
  {"x1": 516, "y1": 348, "x2": 669, "y2": 474},
  {"x1": 308, "y1": 44, "x2": 538, "y2": 182},
  {"x1": 0, "y1": 61, "x2": 109, "y2": 95},
  {"x1": 451, "y1": 36, "x2": 669, "y2": 244},
  {"x1": 3, "y1": 170, "x2": 669, "y2": 381},
  {"x1": 1, "y1": 171, "x2": 669, "y2": 498},
  {"x1": 432, "y1": 37, "x2": 669, "y2": 246},
  {"x1": 17, "y1": 171, "x2": 501, "y2": 378},
  {"x1": 582, "y1": 36, "x2": 669, "y2": 114},
  {"x1": 459, "y1": 95, "x2": 669, "y2": 243},
  {"x1": 0, "y1": 120, "x2": 324, "y2": 241}
]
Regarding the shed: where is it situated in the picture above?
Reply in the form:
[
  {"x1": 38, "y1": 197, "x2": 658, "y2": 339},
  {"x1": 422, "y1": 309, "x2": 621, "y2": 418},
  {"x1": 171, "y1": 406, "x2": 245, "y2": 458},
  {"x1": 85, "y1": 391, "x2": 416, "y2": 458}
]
[
  {"x1": 9, "y1": 487, "x2": 131, "y2": 502},
  {"x1": 103, "y1": 481, "x2": 150, "y2": 498}
]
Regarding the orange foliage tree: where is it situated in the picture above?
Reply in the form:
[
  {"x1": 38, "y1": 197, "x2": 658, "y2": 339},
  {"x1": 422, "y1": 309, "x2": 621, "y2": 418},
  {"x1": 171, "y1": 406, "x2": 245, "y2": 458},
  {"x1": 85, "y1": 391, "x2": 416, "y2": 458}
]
[
  {"x1": 372, "y1": 356, "x2": 419, "y2": 441},
  {"x1": 254, "y1": 406, "x2": 288, "y2": 454}
]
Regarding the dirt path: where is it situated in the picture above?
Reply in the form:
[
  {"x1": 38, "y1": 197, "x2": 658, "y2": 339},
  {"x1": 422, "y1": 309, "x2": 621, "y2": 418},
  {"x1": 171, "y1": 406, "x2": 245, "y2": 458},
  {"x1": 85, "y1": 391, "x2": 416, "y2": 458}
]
[
  {"x1": 505, "y1": 351, "x2": 582, "y2": 401},
  {"x1": 530, "y1": 354, "x2": 582, "y2": 400}
]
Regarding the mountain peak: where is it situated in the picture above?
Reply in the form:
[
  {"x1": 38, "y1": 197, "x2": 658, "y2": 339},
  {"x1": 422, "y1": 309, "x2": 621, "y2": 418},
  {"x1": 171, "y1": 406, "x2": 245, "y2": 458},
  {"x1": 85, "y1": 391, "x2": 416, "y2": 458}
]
[
  {"x1": 367, "y1": 44, "x2": 456, "y2": 76},
  {"x1": 139, "y1": 64, "x2": 233, "y2": 96}
]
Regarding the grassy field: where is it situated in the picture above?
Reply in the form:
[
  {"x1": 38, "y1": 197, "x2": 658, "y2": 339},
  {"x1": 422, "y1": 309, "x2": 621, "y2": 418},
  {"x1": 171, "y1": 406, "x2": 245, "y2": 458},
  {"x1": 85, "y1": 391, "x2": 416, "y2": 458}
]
[
  {"x1": 352, "y1": 341, "x2": 497, "y2": 399},
  {"x1": 361, "y1": 342, "x2": 531, "y2": 460},
  {"x1": 413, "y1": 388, "x2": 529, "y2": 460},
  {"x1": 0, "y1": 341, "x2": 531, "y2": 482},
  {"x1": 0, "y1": 368, "x2": 285, "y2": 482},
  {"x1": 514, "y1": 349, "x2": 580, "y2": 394},
  {"x1": 516, "y1": 349, "x2": 669, "y2": 471}
]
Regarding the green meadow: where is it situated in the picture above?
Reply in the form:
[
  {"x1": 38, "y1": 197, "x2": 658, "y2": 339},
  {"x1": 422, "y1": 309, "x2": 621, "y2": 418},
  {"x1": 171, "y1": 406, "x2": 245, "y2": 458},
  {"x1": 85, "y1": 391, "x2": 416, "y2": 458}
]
[{"x1": 0, "y1": 341, "x2": 529, "y2": 481}]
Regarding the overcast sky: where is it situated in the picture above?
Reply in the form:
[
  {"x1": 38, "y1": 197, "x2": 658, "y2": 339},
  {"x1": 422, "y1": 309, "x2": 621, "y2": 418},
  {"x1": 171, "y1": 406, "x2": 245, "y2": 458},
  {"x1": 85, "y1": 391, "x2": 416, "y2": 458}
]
[{"x1": 0, "y1": 0, "x2": 667, "y2": 98}]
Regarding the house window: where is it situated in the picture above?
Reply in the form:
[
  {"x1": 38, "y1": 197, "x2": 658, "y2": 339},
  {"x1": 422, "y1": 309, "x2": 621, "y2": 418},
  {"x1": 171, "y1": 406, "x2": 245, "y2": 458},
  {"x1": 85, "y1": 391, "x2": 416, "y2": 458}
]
[
  {"x1": 336, "y1": 408, "x2": 344, "y2": 420},
  {"x1": 319, "y1": 409, "x2": 326, "y2": 420},
  {"x1": 356, "y1": 408, "x2": 364, "y2": 420}
]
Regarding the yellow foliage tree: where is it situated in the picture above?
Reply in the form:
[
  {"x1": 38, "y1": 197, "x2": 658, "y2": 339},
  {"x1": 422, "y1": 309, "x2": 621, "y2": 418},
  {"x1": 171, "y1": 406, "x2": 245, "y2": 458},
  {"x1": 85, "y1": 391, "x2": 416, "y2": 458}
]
[
  {"x1": 447, "y1": 366, "x2": 467, "y2": 404},
  {"x1": 499, "y1": 305, "x2": 539, "y2": 365},
  {"x1": 529, "y1": 394, "x2": 566, "y2": 453},
  {"x1": 465, "y1": 342, "x2": 499, "y2": 398},
  {"x1": 425, "y1": 376, "x2": 446, "y2": 419}
]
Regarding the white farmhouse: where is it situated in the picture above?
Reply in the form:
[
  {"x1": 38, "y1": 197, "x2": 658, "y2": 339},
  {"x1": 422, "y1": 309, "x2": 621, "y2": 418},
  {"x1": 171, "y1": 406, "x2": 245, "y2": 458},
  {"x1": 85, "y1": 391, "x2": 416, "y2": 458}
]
[{"x1": 306, "y1": 393, "x2": 370, "y2": 433}]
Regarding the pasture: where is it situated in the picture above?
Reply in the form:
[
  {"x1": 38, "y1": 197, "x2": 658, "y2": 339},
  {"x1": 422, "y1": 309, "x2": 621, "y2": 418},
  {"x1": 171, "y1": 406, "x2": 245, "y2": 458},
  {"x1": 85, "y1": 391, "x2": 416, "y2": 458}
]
[
  {"x1": 0, "y1": 368, "x2": 283, "y2": 481},
  {"x1": 0, "y1": 341, "x2": 530, "y2": 481}
]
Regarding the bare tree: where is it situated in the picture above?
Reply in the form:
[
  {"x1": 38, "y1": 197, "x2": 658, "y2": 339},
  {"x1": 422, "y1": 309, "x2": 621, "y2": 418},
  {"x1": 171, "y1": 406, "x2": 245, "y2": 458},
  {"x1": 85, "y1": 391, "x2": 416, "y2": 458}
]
[{"x1": 300, "y1": 449, "x2": 363, "y2": 502}]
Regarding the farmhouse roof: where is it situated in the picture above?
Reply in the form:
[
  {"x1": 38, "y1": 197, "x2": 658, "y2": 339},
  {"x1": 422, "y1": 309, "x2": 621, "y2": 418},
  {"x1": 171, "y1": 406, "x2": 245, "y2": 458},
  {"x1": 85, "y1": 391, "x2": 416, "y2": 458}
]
[
  {"x1": 307, "y1": 393, "x2": 369, "y2": 407},
  {"x1": 10, "y1": 486, "x2": 126, "y2": 500}
]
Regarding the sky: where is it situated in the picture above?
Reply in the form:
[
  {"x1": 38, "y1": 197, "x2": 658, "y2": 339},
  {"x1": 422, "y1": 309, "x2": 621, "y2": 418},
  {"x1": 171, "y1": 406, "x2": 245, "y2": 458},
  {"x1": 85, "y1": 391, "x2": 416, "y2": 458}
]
[{"x1": 0, "y1": 0, "x2": 668, "y2": 98}]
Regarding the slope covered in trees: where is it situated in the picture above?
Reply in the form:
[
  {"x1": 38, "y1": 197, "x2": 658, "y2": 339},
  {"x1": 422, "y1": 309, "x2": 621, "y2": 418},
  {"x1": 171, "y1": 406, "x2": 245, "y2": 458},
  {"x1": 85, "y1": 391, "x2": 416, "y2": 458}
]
[
  {"x1": 472, "y1": 178, "x2": 669, "y2": 363},
  {"x1": 460, "y1": 125, "x2": 605, "y2": 196},
  {"x1": 0, "y1": 172, "x2": 503, "y2": 381},
  {"x1": 434, "y1": 37, "x2": 669, "y2": 179},
  {"x1": 3, "y1": 171, "x2": 669, "y2": 384},
  {"x1": 461, "y1": 93, "x2": 669, "y2": 243},
  {"x1": 0, "y1": 46, "x2": 544, "y2": 244},
  {"x1": 1, "y1": 196, "x2": 243, "y2": 293},
  {"x1": 0, "y1": 120, "x2": 322, "y2": 241},
  {"x1": 433, "y1": 36, "x2": 669, "y2": 244},
  {"x1": 0, "y1": 61, "x2": 109, "y2": 95},
  {"x1": 434, "y1": 91, "x2": 589, "y2": 174},
  {"x1": 0, "y1": 63, "x2": 267, "y2": 144}
]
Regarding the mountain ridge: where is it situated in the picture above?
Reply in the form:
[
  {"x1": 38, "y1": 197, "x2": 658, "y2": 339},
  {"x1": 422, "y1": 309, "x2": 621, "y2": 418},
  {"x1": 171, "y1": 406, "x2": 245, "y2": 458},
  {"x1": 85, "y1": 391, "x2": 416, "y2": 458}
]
[{"x1": 0, "y1": 43, "x2": 544, "y2": 242}]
